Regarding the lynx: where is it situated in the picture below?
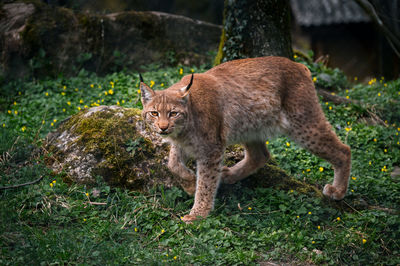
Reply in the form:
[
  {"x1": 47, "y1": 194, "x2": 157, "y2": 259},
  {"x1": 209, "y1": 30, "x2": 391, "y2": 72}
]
[{"x1": 140, "y1": 56, "x2": 351, "y2": 223}]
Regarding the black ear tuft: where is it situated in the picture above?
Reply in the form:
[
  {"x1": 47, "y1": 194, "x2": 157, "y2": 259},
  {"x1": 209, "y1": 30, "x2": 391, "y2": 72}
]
[
  {"x1": 139, "y1": 73, "x2": 144, "y2": 83},
  {"x1": 181, "y1": 73, "x2": 194, "y2": 98},
  {"x1": 186, "y1": 73, "x2": 194, "y2": 91}
]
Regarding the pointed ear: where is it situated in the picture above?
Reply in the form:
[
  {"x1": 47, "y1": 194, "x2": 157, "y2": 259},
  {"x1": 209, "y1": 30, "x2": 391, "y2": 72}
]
[
  {"x1": 180, "y1": 73, "x2": 194, "y2": 98},
  {"x1": 139, "y1": 77, "x2": 154, "y2": 106}
]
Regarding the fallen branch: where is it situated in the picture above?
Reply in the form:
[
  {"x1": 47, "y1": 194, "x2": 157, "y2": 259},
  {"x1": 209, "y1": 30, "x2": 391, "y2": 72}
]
[
  {"x1": 316, "y1": 87, "x2": 356, "y2": 105},
  {"x1": 0, "y1": 175, "x2": 44, "y2": 190}
]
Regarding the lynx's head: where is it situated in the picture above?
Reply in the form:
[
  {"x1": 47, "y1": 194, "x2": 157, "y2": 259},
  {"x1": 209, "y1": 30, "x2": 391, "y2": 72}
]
[{"x1": 140, "y1": 74, "x2": 193, "y2": 138}]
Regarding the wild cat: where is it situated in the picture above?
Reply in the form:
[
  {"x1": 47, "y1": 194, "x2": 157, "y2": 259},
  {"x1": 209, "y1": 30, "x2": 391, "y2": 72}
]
[{"x1": 140, "y1": 56, "x2": 351, "y2": 223}]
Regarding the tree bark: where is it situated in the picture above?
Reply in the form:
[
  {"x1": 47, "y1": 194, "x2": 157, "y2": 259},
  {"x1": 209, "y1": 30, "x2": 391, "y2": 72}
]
[{"x1": 215, "y1": 0, "x2": 293, "y2": 65}]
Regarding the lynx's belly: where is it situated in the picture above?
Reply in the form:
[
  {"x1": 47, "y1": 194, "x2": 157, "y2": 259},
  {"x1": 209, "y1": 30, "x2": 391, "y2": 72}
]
[{"x1": 225, "y1": 110, "x2": 291, "y2": 145}]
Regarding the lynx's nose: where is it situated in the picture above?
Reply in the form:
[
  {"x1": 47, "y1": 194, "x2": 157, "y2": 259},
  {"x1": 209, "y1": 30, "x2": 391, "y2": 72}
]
[{"x1": 159, "y1": 123, "x2": 169, "y2": 132}]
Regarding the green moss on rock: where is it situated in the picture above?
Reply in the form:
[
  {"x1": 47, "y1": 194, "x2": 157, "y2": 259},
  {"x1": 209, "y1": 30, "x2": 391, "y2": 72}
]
[{"x1": 44, "y1": 106, "x2": 173, "y2": 191}]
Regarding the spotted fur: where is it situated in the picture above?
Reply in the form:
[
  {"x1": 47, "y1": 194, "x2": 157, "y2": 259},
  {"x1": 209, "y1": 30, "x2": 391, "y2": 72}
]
[{"x1": 140, "y1": 56, "x2": 351, "y2": 223}]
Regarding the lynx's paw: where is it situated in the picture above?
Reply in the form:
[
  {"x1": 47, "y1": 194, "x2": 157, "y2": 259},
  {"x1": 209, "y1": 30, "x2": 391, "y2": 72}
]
[
  {"x1": 179, "y1": 179, "x2": 196, "y2": 196},
  {"x1": 180, "y1": 214, "x2": 204, "y2": 223},
  {"x1": 221, "y1": 166, "x2": 236, "y2": 184},
  {"x1": 323, "y1": 184, "x2": 346, "y2": 200}
]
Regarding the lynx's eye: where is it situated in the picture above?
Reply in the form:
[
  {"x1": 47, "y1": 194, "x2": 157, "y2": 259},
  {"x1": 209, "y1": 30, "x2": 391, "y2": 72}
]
[
  {"x1": 169, "y1": 111, "x2": 179, "y2": 117},
  {"x1": 150, "y1": 111, "x2": 159, "y2": 117}
]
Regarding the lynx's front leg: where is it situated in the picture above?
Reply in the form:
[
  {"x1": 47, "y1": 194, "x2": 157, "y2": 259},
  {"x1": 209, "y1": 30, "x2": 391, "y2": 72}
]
[
  {"x1": 168, "y1": 144, "x2": 196, "y2": 195},
  {"x1": 181, "y1": 154, "x2": 223, "y2": 223}
]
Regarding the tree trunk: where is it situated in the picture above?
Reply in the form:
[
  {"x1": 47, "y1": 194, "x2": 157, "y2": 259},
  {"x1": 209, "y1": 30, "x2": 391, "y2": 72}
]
[{"x1": 215, "y1": 0, "x2": 293, "y2": 65}]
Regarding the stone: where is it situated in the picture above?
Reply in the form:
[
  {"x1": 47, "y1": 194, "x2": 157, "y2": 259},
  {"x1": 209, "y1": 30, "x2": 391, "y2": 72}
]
[{"x1": 0, "y1": 2, "x2": 221, "y2": 81}]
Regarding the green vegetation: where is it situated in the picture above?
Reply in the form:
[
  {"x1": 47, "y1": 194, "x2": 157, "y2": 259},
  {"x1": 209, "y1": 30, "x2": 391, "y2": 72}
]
[{"x1": 1, "y1": 59, "x2": 399, "y2": 265}]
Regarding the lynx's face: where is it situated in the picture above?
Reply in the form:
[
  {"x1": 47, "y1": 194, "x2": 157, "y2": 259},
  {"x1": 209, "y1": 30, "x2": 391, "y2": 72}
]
[
  {"x1": 142, "y1": 95, "x2": 188, "y2": 137},
  {"x1": 140, "y1": 74, "x2": 193, "y2": 137}
]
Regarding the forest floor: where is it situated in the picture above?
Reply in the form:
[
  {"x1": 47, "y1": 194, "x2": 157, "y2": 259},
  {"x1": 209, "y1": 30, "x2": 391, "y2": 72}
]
[{"x1": 1, "y1": 57, "x2": 399, "y2": 265}]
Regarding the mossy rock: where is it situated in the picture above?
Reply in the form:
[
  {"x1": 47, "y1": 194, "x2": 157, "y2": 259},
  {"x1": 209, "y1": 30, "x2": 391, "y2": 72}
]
[
  {"x1": 44, "y1": 105, "x2": 173, "y2": 191},
  {"x1": 44, "y1": 105, "x2": 322, "y2": 197}
]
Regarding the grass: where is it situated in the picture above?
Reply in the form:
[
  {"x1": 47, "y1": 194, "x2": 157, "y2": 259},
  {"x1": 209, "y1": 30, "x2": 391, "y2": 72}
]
[{"x1": 1, "y1": 59, "x2": 400, "y2": 265}]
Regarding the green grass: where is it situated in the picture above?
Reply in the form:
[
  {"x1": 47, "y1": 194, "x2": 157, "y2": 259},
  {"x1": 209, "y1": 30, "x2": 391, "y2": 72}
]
[{"x1": 1, "y1": 60, "x2": 399, "y2": 265}]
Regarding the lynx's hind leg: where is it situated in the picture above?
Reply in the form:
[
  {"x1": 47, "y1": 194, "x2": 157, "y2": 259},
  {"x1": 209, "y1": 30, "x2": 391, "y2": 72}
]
[
  {"x1": 221, "y1": 141, "x2": 270, "y2": 184},
  {"x1": 287, "y1": 114, "x2": 351, "y2": 200}
]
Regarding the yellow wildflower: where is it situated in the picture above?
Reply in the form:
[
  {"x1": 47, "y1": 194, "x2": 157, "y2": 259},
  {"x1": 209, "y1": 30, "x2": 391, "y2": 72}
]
[
  {"x1": 319, "y1": 167, "x2": 324, "y2": 172},
  {"x1": 174, "y1": 256, "x2": 177, "y2": 260},
  {"x1": 90, "y1": 84, "x2": 94, "y2": 88},
  {"x1": 312, "y1": 241, "x2": 315, "y2": 244},
  {"x1": 2, "y1": 123, "x2": 5, "y2": 127},
  {"x1": 108, "y1": 89, "x2": 114, "y2": 95},
  {"x1": 336, "y1": 217, "x2": 341, "y2": 221},
  {"x1": 248, "y1": 207, "x2": 252, "y2": 210},
  {"x1": 266, "y1": 141, "x2": 269, "y2": 144},
  {"x1": 79, "y1": 99, "x2": 84, "y2": 104},
  {"x1": 63, "y1": 108, "x2": 66, "y2": 112},
  {"x1": 63, "y1": 85, "x2": 66, "y2": 90},
  {"x1": 61, "y1": 92, "x2": 66, "y2": 96},
  {"x1": 77, "y1": 107, "x2": 81, "y2": 111},
  {"x1": 67, "y1": 101, "x2": 71, "y2": 105},
  {"x1": 14, "y1": 110, "x2": 18, "y2": 115},
  {"x1": 362, "y1": 239, "x2": 367, "y2": 244},
  {"x1": 286, "y1": 142, "x2": 290, "y2": 147},
  {"x1": 85, "y1": 192, "x2": 89, "y2": 197},
  {"x1": 329, "y1": 106, "x2": 332, "y2": 110},
  {"x1": 352, "y1": 176, "x2": 357, "y2": 180},
  {"x1": 121, "y1": 100, "x2": 125, "y2": 104},
  {"x1": 21, "y1": 126, "x2": 26, "y2": 132},
  {"x1": 308, "y1": 211, "x2": 312, "y2": 215},
  {"x1": 294, "y1": 55, "x2": 298, "y2": 59},
  {"x1": 137, "y1": 89, "x2": 141, "y2": 94},
  {"x1": 50, "y1": 183, "x2": 53, "y2": 187},
  {"x1": 317, "y1": 226, "x2": 321, "y2": 230},
  {"x1": 134, "y1": 227, "x2": 138, "y2": 232},
  {"x1": 354, "y1": 76, "x2": 358, "y2": 81},
  {"x1": 51, "y1": 122, "x2": 54, "y2": 126},
  {"x1": 161, "y1": 229, "x2": 165, "y2": 234},
  {"x1": 53, "y1": 119, "x2": 57, "y2": 123},
  {"x1": 312, "y1": 77, "x2": 317, "y2": 82},
  {"x1": 150, "y1": 80, "x2": 155, "y2": 88},
  {"x1": 378, "y1": 92, "x2": 381, "y2": 96},
  {"x1": 179, "y1": 68, "x2": 183, "y2": 75},
  {"x1": 13, "y1": 101, "x2": 17, "y2": 105},
  {"x1": 345, "y1": 127, "x2": 351, "y2": 132},
  {"x1": 45, "y1": 92, "x2": 49, "y2": 96},
  {"x1": 83, "y1": 218, "x2": 87, "y2": 222},
  {"x1": 7, "y1": 110, "x2": 11, "y2": 114}
]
